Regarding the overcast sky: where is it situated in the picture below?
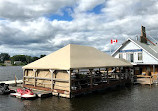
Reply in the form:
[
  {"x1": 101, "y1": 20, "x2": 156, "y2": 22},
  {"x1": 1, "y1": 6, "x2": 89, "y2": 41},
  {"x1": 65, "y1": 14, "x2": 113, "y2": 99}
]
[{"x1": 0, "y1": 0, "x2": 158, "y2": 56}]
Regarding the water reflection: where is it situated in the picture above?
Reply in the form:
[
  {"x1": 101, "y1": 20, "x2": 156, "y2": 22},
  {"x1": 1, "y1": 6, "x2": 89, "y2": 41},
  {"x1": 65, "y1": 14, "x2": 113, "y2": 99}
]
[
  {"x1": 1, "y1": 85, "x2": 158, "y2": 111},
  {"x1": 21, "y1": 97, "x2": 72, "y2": 111}
]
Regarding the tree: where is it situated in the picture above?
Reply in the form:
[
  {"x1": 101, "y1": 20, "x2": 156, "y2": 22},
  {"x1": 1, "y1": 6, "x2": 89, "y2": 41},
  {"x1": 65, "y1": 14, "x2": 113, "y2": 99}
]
[
  {"x1": 25, "y1": 56, "x2": 32, "y2": 63},
  {"x1": 40, "y1": 55, "x2": 46, "y2": 58},
  {"x1": 0, "y1": 53, "x2": 10, "y2": 63},
  {"x1": 31, "y1": 57, "x2": 39, "y2": 62},
  {"x1": 10, "y1": 55, "x2": 26, "y2": 64}
]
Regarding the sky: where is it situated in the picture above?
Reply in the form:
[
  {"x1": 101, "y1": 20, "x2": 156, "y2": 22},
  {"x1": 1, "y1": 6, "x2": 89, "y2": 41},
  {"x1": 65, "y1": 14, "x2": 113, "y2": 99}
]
[{"x1": 0, "y1": 0, "x2": 158, "y2": 57}]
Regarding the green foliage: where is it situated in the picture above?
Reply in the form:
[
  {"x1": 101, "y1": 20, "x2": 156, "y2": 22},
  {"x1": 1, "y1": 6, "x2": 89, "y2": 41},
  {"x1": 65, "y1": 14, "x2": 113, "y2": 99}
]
[
  {"x1": 0, "y1": 53, "x2": 10, "y2": 63},
  {"x1": 10, "y1": 55, "x2": 27, "y2": 63},
  {"x1": 0, "y1": 63, "x2": 6, "y2": 66},
  {"x1": 0, "y1": 53, "x2": 46, "y2": 66},
  {"x1": 25, "y1": 56, "x2": 32, "y2": 63},
  {"x1": 10, "y1": 55, "x2": 40, "y2": 65},
  {"x1": 40, "y1": 55, "x2": 46, "y2": 58},
  {"x1": 31, "y1": 57, "x2": 39, "y2": 62}
]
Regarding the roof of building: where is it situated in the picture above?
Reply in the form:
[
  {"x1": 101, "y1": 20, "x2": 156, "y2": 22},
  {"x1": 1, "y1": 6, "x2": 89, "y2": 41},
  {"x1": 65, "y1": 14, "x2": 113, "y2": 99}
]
[
  {"x1": 23, "y1": 44, "x2": 132, "y2": 70},
  {"x1": 112, "y1": 38, "x2": 158, "y2": 60}
]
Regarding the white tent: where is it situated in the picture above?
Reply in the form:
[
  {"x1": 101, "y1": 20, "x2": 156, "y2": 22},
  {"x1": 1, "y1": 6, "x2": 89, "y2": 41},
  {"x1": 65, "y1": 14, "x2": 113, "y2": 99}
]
[{"x1": 23, "y1": 44, "x2": 132, "y2": 70}]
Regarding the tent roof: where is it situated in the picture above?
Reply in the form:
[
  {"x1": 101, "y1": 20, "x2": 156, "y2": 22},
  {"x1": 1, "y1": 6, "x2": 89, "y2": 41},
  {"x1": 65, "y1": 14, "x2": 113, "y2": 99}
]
[{"x1": 23, "y1": 44, "x2": 132, "y2": 70}]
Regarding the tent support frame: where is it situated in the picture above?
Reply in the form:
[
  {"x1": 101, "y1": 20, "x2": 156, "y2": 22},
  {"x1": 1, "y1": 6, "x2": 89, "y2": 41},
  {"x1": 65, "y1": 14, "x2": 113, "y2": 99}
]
[
  {"x1": 67, "y1": 70, "x2": 72, "y2": 98},
  {"x1": 33, "y1": 69, "x2": 37, "y2": 87},
  {"x1": 49, "y1": 69, "x2": 55, "y2": 92}
]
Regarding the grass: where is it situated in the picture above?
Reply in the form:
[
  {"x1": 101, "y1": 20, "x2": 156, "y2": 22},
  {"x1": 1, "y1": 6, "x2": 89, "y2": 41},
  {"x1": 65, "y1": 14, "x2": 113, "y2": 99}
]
[{"x1": 0, "y1": 63, "x2": 6, "y2": 66}]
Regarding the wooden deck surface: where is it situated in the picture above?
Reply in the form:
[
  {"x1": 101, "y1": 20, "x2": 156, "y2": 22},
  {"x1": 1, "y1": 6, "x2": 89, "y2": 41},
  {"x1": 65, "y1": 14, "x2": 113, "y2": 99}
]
[{"x1": 135, "y1": 75, "x2": 153, "y2": 85}]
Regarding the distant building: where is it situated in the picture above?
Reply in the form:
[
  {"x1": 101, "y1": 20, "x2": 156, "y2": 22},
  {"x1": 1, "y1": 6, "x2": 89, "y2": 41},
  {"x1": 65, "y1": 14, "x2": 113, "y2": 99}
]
[
  {"x1": 4, "y1": 60, "x2": 11, "y2": 66},
  {"x1": 14, "y1": 61, "x2": 22, "y2": 65},
  {"x1": 112, "y1": 26, "x2": 158, "y2": 76}
]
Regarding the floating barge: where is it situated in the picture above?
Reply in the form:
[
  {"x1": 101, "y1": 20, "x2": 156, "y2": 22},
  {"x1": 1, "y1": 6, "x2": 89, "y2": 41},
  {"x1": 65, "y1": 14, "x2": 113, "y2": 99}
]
[{"x1": 22, "y1": 44, "x2": 133, "y2": 98}]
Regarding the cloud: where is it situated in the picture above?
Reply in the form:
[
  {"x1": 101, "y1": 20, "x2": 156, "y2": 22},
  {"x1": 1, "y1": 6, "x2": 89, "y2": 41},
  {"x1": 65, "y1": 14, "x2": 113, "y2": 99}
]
[
  {"x1": 0, "y1": 0, "x2": 158, "y2": 56},
  {"x1": 0, "y1": 0, "x2": 75, "y2": 20},
  {"x1": 75, "y1": 0, "x2": 105, "y2": 12}
]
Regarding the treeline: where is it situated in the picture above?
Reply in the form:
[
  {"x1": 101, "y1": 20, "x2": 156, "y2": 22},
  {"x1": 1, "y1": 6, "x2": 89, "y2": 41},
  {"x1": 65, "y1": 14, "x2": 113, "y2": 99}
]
[{"x1": 0, "y1": 53, "x2": 46, "y2": 65}]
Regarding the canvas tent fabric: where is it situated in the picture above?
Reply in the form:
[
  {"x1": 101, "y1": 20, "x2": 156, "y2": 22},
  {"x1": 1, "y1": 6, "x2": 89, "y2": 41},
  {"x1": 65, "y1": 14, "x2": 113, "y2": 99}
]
[{"x1": 23, "y1": 44, "x2": 132, "y2": 70}]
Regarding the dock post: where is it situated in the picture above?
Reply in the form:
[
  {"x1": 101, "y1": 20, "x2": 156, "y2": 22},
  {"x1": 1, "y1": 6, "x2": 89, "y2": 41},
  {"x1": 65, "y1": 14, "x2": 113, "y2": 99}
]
[
  {"x1": 15, "y1": 75, "x2": 17, "y2": 86},
  {"x1": 23, "y1": 69, "x2": 25, "y2": 86}
]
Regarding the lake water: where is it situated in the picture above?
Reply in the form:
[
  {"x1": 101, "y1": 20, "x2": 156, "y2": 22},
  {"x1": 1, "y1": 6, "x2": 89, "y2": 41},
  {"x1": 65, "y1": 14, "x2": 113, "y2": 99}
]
[
  {"x1": 1, "y1": 66, "x2": 158, "y2": 111},
  {"x1": 0, "y1": 66, "x2": 23, "y2": 81}
]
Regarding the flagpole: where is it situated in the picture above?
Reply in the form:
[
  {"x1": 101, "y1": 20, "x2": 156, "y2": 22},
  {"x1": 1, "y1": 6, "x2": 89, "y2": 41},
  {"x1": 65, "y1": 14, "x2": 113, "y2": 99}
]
[{"x1": 110, "y1": 45, "x2": 112, "y2": 55}]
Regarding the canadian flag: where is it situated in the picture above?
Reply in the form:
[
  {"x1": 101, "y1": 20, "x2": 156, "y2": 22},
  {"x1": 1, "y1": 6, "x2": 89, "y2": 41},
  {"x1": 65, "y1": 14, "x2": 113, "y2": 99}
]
[{"x1": 111, "y1": 39, "x2": 118, "y2": 44}]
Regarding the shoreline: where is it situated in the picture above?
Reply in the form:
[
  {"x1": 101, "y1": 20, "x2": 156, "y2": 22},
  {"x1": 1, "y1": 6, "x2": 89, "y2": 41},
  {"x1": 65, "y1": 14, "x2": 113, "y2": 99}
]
[{"x1": 0, "y1": 64, "x2": 24, "y2": 67}]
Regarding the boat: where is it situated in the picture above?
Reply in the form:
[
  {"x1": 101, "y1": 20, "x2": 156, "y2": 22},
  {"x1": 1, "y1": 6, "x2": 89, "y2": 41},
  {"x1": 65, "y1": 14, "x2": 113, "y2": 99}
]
[
  {"x1": 0, "y1": 83, "x2": 10, "y2": 95},
  {"x1": 10, "y1": 88, "x2": 36, "y2": 99}
]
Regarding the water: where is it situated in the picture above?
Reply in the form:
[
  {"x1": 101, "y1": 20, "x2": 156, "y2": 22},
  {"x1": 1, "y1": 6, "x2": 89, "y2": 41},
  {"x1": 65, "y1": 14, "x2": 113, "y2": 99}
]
[
  {"x1": 1, "y1": 67, "x2": 158, "y2": 111},
  {"x1": 0, "y1": 66, "x2": 23, "y2": 81}
]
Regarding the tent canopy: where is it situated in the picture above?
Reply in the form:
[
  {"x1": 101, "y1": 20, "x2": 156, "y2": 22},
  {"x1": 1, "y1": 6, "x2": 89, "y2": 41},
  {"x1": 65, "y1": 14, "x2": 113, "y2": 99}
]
[{"x1": 23, "y1": 44, "x2": 132, "y2": 70}]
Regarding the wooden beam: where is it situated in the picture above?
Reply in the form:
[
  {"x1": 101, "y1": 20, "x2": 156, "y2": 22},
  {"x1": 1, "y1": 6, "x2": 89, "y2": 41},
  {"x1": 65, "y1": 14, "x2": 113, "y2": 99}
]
[
  {"x1": 119, "y1": 68, "x2": 121, "y2": 82},
  {"x1": 114, "y1": 68, "x2": 117, "y2": 79},
  {"x1": 67, "y1": 70, "x2": 72, "y2": 98},
  {"x1": 153, "y1": 65, "x2": 155, "y2": 74},
  {"x1": 24, "y1": 84, "x2": 70, "y2": 94},
  {"x1": 23, "y1": 76, "x2": 69, "y2": 82},
  {"x1": 33, "y1": 69, "x2": 37, "y2": 87},
  {"x1": 107, "y1": 68, "x2": 109, "y2": 84},
  {"x1": 49, "y1": 69, "x2": 55, "y2": 92}
]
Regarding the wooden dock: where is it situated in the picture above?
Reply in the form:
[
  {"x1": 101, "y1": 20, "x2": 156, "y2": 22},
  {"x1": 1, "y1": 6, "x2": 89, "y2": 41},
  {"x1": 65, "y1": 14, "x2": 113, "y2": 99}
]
[{"x1": 134, "y1": 75, "x2": 153, "y2": 86}]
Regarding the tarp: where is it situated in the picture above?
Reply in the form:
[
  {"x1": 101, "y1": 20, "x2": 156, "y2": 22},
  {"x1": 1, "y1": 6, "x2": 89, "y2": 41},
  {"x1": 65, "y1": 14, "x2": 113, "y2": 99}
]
[{"x1": 23, "y1": 44, "x2": 132, "y2": 70}]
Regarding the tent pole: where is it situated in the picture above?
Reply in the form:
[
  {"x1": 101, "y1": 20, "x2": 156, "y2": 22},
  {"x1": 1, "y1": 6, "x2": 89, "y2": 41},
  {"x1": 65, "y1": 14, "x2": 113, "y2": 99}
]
[
  {"x1": 33, "y1": 69, "x2": 37, "y2": 87},
  {"x1": 115, "y1": 67, "x2": 117, "y2": 79},
  {"x1": 107, "y1": 68, "x2": 109, "y2": 84},
  {"x1": 89, "y1": 69, "x2": 93, "y2": 88},
  {"x1": 67, "y1": 70, "x2": 72, "y2": 98},
  {"x1": 49, "y1": 69, "x2": 55, "y2": 92},
  {"x1": 153, "y1": 65, "x2": 155, "y2": 74},
  {"x1": 119, "y1": 68, "x2": 121, "y2": 82},
  {"x1": 124, "y1": 68, "x2": 126, "y2": 80},
  {"x1": 77, "y1": 69, "x2": 79, "y2": 74}
]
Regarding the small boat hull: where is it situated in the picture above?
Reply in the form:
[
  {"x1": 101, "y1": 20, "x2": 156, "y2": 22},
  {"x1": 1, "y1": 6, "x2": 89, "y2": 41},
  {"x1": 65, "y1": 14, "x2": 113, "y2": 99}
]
[
  {"x1": 21, "y1": 94, "x2": 36, "y2": 98},
  {"x1": 10, "y1": 93, "x2": 21, "y2": 98},
  {"x1": 10, "y1": 88, "x2": 37, "y2": 99}
]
